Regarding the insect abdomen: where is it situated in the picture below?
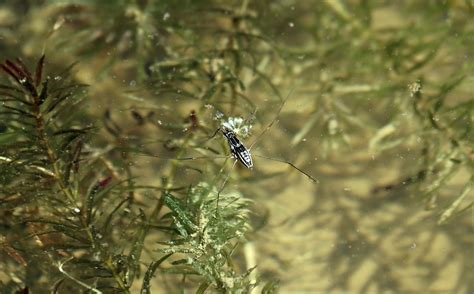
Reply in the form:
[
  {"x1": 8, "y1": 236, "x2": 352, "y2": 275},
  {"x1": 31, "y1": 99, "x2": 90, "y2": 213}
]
[
  {"x1": 232, "y1": 144, "x2": 253, "y2": 168},
  {"x1": 223, "y1": 128, "x2": 253, "y2": 168}
]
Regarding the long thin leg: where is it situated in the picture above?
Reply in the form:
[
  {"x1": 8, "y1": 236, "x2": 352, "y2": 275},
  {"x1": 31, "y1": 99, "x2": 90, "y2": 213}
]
[
  {"x1": 253, "y1": 154, "x2": 318, "y2": 183},
  {"x1": 249, "y1": 88, "x2": 295, "y2": 150},
  {"x1": 207, "y1": 127, "x2": 221, "y2": 139},
  {"x1": 243, "y1": 107, "x2": 258, "y2": 128},
  {"x1": 136, "y1": 152, "x2": 228, "y2": 161},
  {"x1": 216, "y1": 159, "x2": 238, "y2": 213}
]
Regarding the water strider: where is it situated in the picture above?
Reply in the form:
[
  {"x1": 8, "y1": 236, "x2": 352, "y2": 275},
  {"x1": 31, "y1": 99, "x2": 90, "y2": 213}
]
[
  {"x1": 216, "y1": 89, "x2": 318, "y2": 184},
  {"x1": 221, "y1": 126, "x2": 254, "y2": 168},
  {"x1": 141, "y1": 89, "x2": 318, "y2": 194}
]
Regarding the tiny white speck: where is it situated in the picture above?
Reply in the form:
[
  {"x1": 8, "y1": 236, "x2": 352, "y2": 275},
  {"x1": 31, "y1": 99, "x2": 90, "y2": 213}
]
[
  {"x1": 214, "y1": 111, "x2": 224, "y2": 120},
  {"x1": 288, "y1": 22, "x2": 294, "y2": 28}
]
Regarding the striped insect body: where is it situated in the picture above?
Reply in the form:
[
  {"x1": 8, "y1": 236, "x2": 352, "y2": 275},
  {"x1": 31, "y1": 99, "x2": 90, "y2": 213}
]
[
  {"x1": 214, "y1": 88, "x2": 317, "y2": 184},
  {"x1": 141, "y1": 89, "x2": 317, "y2": 193},
  {"x1": 222, "y1": 127, "x2": 253, "y2": 169}
]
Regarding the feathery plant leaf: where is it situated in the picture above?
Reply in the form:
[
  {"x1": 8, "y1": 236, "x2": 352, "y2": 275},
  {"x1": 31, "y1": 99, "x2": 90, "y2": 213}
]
[{"x1": 159, "y1": 182, "x2": 254, "y2": 292}]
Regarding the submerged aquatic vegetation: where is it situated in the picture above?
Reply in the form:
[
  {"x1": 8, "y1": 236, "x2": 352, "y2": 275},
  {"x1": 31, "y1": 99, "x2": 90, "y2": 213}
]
[
  {"x1": 156, "y1": 183, "x2": 253, "y2": 292},
  {"x1": 0, "y1": 1, "x2": 473, "y2": 293},
  {"x1": 0, "y1": 1, "x2": 278, "y2": 292},
  {"x1": 0, "y1": 56, "x2": 257, "y2": 293}
]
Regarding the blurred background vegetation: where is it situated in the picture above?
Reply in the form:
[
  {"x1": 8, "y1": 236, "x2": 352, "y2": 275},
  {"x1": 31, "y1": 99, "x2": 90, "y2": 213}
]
[{"x1": 0, "y1": 0, "x2": 472, "y2": 293}]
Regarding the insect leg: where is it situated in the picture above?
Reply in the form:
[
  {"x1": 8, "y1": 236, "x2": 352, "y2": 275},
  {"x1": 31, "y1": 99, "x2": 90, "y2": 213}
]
[
  {"x1": 207, "y1": 127, "x2": 221, "y2": 139},
  {"x1": 136, "y1": 152, "x2": 229, "y2": 162},
  {"x1": 216, "y1": 159, "x2": 238, "y2": 213},
  {"x1": 253, "y1": 154, "x2": 318, "y2": 183},
  {"x1": 249, "y1": 88, "x2": 295, "y2": 150}
]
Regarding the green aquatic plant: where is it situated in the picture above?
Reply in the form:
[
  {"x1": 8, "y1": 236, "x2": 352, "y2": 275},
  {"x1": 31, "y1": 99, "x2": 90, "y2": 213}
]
[
  {"x1": 0, "y1": 56, "x2": 133, "y2": 292},
  {"x1": 0, "y1": 55, "x2": 261, "y2": 293},
  {"x1": 1, "y1": 1, "x2": 473, "y2": 293},
  {"x1": 147, "y1": 184, "x2": 253, "y2": 293},
  {"x1": 0, "y1": 0, "x2": 279, "y2": 291}
]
